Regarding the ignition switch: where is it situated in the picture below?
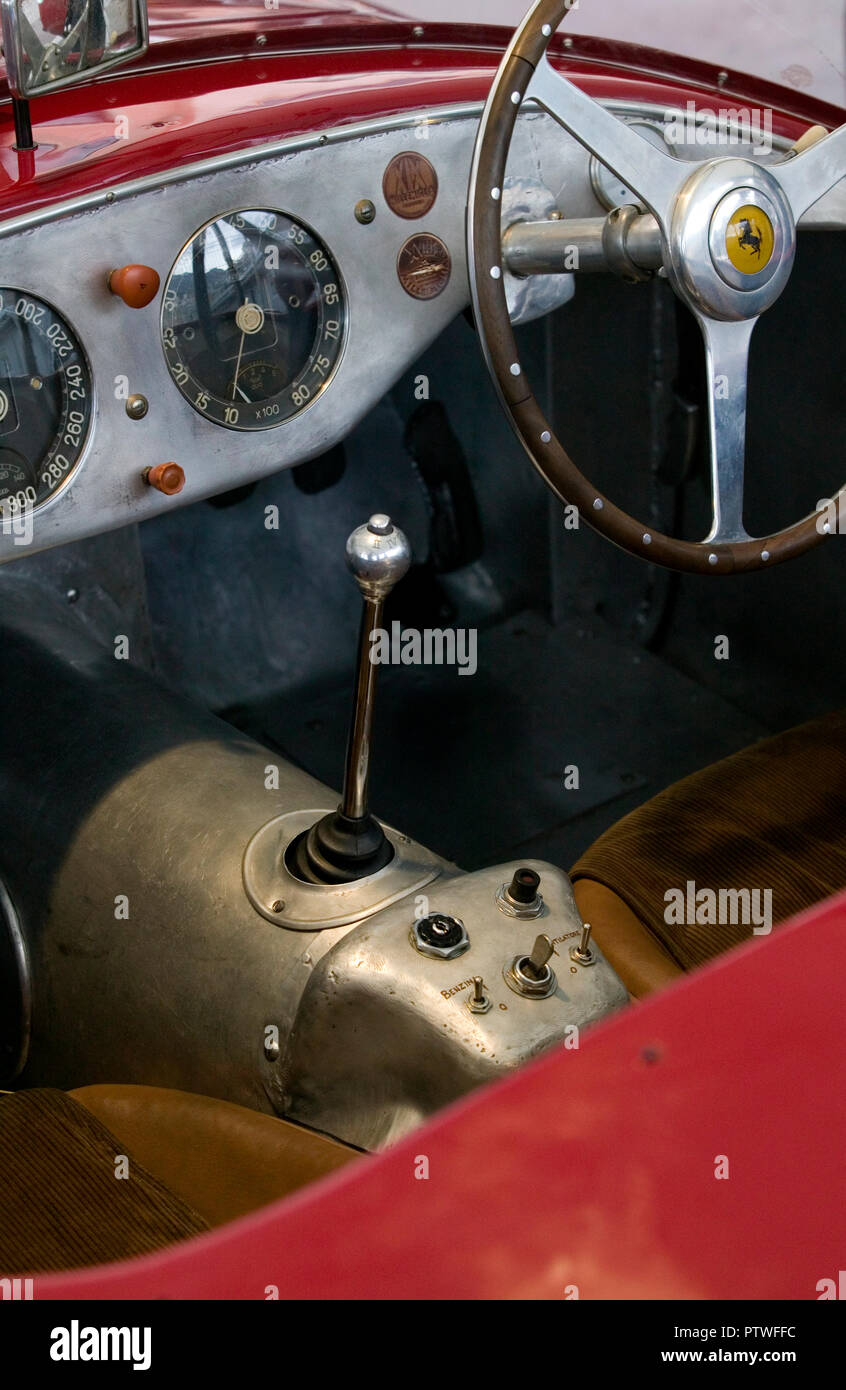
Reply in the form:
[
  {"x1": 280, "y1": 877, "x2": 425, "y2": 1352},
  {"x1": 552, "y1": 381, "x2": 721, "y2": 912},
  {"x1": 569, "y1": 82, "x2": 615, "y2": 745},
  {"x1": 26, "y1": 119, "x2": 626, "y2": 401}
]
[{"x1": 410, "y1": 913, "x2": 470, "y2": 961}]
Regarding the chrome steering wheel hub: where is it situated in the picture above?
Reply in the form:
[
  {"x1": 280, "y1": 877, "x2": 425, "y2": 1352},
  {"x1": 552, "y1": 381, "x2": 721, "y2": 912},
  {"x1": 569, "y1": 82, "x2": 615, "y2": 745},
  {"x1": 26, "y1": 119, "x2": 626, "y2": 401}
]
[{"x1": 670, "y1": 159, "x2": 796, "y2": 320}]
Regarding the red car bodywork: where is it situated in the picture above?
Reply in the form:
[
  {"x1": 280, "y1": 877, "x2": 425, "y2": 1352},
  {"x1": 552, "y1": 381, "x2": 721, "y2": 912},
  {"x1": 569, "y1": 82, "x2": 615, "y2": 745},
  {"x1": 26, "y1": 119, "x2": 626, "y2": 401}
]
[
  {"x1": 35, "y1": 889, "x2": 846, "y2": 1300},
  {"x1": 1, "y1": 1, "x2": 844, "y2": 222},
  {"x1": 3, "y1": 2, "x2": 844, "y2": 1300}
]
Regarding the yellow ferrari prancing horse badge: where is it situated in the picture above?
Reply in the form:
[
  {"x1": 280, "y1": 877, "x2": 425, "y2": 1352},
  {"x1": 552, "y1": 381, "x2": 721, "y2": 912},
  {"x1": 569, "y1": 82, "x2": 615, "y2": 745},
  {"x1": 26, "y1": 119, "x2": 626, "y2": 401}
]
[{"x1": 725, "y1": 205, "x2": 775, "y2": 273}]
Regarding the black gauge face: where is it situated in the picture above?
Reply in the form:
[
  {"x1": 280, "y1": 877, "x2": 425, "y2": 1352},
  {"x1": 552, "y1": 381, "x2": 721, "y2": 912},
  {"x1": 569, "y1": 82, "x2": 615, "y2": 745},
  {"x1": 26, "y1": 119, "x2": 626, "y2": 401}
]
[
  {"x1": 161, "y1": 209, "x2": 347, "y2": 430},
  {"x1": 0, "y1": 290, "x2": 92, "y2": 519}
]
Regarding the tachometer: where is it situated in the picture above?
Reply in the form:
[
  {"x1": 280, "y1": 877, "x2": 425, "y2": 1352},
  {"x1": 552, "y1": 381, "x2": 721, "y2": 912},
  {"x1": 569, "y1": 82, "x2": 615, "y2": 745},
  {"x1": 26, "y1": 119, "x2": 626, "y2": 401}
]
[
  {"x1": 161, "y1": 209, "x2": 346, "y2": 431},
  {"x1": 0, "y1": 290, "x2": 92, "y2": 518}
]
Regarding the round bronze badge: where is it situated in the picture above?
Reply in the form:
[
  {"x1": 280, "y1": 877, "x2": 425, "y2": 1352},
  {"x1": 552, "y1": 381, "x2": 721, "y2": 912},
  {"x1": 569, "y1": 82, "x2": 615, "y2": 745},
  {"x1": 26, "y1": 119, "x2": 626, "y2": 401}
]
[
  {"x1": 383, "y1": 152, "x2": 438, "y2": 220},
  {"x1": 397, "y1": 234, "x2": 452, "y2": 301}
]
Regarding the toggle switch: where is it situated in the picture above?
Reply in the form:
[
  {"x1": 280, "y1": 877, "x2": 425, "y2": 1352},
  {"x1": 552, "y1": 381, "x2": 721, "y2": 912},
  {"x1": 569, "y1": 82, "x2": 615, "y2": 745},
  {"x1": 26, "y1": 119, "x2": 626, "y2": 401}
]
[
  {"x1": 525, "y1": 933, "x2": 554, "y2": 978},
  {"x1": 144, "y1": 462, "x2": 185, "y2": 496},
  {"x1": 504, "y1": 932, "x2": 557, "y2": 999},
  {"x1": 109, "y1": 265, "x2": 161, "y2": 309},
  {"x1": 467, "y1": 976, "x2": 492, "y2": 1015},
  {"x1": 570, "y1": 921, "x2": 596, "y2": 967}
]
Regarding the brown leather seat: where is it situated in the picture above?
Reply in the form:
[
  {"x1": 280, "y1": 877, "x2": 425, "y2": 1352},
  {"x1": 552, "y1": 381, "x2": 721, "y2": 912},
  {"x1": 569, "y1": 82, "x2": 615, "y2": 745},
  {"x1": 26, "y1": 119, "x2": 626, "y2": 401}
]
[
  {"x1": 71, "y1": 1085, "x2": 359, "y2": 1229},
  {"x1": 0, "y1": 1085, "x2": 358, "y2": 1274},
  {"x1": 571, "y1": 709, "x2": 846, "y2": 998},
  {"x1": 571, "y1": 879, "x2": 682, "y2": 999}
]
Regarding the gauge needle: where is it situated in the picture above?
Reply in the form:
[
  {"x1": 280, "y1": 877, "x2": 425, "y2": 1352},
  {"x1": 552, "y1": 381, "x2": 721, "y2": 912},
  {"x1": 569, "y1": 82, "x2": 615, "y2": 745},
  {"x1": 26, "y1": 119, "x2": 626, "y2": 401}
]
[
  {"x1": 409, "y1": 264, "x2": 446, "y2": 276},
  {"x1": 231, "y1": 331, "x2": 247, "y2": 402}
]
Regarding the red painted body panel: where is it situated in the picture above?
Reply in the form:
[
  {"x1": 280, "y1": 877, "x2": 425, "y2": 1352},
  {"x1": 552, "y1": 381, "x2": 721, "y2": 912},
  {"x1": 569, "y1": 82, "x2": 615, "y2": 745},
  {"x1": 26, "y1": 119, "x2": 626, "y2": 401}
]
[
  {"x1": 35, "y1": 890, "x2": 846, "y2": 1300},
  {"x1": 0, "y1": 8, "x2": 843, "y2": 224}
]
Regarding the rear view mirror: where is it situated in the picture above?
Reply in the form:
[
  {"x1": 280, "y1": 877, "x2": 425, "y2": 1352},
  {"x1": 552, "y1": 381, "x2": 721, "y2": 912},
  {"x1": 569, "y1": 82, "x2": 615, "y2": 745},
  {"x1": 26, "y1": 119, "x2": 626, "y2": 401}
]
[{"x1": 0, "y1": 0, "x2": 148, "y2": 98}]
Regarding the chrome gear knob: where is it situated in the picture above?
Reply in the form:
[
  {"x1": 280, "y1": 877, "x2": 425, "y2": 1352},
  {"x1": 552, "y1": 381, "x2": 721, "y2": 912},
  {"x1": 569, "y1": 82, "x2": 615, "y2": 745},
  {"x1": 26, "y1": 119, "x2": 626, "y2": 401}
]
[{"x1": 345, "y1": 514, "x2": 412, "y2": 598}]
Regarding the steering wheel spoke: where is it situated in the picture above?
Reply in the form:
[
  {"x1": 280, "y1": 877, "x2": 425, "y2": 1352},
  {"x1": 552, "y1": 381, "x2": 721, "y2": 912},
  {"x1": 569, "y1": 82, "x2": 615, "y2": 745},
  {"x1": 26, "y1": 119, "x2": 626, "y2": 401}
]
[
  {"x1": 775, "y1": 122, "x2": 846, "y2": 222},
  {"x1": 468, "y1": 0, "x2": 838, "y2": 573},
  {"x1": 696, "y1": 315, "x2": 757, "y2": 545},
  {"x1": 527, "y1": 55, "x2": 683, "y2": 224}
]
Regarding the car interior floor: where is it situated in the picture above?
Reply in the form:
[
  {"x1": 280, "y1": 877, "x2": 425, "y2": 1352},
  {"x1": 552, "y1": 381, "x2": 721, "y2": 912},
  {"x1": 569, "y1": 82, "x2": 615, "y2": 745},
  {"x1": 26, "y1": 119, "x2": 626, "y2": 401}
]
[
  {"x1": 130, "y1": 231, "x2": 845, "y2": 873},
  {"x1": 2, "y1": 242, "x2": 838, "y2": 877}
]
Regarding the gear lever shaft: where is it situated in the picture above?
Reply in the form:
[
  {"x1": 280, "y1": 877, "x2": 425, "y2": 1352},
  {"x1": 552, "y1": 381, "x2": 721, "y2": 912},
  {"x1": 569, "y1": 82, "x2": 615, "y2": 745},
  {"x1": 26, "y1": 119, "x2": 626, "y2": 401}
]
[
  {"x1": 341, "y1": 515, "x2": 411, "y2": 820},
  {"x1": 287, "y1": 515, "x2": 411, "y2": 884}
]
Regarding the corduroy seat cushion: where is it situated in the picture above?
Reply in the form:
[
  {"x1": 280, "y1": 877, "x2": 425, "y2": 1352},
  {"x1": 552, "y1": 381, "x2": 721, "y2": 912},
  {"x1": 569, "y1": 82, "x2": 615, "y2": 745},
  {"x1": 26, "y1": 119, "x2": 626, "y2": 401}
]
[
  {"x1": 0, "y1": 1089, "x2": 209, "y2": 1275},
  {"x1": 571, "y1": 708, "x2": 846, "y2": 973},
  {"x1": 1, "y1": 1085, "x2": 360, "y2": 1276}
]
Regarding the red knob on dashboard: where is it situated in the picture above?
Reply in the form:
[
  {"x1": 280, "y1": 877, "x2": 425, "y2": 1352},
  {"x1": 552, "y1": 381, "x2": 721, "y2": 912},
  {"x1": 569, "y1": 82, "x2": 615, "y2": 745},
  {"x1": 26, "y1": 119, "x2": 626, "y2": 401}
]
[
  {"x1": 109, "y1": 265, "x2": 160, "y2": 308},
  {"x1": 144, "y1": 463, "x2": 185, "y2": 496}
]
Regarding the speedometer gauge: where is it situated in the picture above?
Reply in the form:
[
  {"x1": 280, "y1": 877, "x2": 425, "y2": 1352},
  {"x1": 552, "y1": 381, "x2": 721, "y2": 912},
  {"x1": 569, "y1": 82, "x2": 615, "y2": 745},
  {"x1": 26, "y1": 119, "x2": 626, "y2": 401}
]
[
  {"x1": 161, "y1": 209, "x2": 347, "y2": 431},
  {"x1": 0, "y1": 290, "x2": 92, "y2": 518}
]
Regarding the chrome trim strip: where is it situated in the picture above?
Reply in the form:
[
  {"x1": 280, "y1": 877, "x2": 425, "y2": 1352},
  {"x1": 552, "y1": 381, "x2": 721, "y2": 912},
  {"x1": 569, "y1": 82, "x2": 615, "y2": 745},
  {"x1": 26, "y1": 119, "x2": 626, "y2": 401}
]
[
  {"x1": 0, "y1": 101, "x2": 485, "y2": 239},
  {"x1": 0, "y1": 97, "x2": 798, "y2": 243}
]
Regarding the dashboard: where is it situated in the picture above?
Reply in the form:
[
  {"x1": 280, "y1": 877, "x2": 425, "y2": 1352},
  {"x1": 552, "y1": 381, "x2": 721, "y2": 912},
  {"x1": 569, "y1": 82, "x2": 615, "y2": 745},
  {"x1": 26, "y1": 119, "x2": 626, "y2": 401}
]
[
  {"x1": 0, "y1": 99, "x2": 843, "y2": 564},
  {"x1": 0, "y1": 107, "x2": 483, "y2": 561}
]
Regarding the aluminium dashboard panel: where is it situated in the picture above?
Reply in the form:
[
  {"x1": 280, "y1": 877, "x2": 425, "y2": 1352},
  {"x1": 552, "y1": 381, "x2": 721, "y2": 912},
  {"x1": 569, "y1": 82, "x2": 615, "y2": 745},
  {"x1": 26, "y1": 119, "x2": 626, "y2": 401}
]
[
  {"x1": 0, "y1": 102, "x2": 839, "y2": 566},
  {"x1": 0, "y1": 101, "x2": 628, "y2": 565},
  {"x1": 0, "y1": 109, "x2": 490, "y2": 565}
]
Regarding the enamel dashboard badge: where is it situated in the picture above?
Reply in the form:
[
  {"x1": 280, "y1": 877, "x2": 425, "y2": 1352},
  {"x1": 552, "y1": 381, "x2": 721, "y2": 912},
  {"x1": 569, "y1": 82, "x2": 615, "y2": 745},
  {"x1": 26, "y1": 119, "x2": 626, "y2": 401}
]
[
  {"x1": 383, "y1": 152, "x2": 439, "y2": 219},
  {"x1": 397, "y1": 234, "x2": 452, "y2": 300},
  {"x1": 725, "y1": 205, "x2": 775, "y2": 273}
]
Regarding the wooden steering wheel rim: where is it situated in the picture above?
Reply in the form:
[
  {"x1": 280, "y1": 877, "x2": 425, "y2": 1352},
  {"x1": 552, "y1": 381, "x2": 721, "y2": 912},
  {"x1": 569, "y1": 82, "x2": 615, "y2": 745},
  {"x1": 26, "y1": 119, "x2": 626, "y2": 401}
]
[{"x1": 467, "y1": 0, "x2": 830, "y2": 575}]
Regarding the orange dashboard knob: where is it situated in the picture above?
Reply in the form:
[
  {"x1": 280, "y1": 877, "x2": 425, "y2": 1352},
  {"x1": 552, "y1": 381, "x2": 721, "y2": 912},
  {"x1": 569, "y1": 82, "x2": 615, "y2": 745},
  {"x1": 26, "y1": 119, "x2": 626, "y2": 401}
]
[
  {"x1": 145, "y1": 463, "x2": 185, "y2": 496},
  {"x1": 109, "y1": 264, "x2": 161, "y2": 308}
]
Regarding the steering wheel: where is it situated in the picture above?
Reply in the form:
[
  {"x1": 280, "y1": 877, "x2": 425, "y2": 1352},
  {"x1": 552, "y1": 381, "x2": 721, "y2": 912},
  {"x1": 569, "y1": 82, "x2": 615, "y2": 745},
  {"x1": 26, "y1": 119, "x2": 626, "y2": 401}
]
[{"x1": 468, "y1": 0, "x2": 846, "y2": 574}]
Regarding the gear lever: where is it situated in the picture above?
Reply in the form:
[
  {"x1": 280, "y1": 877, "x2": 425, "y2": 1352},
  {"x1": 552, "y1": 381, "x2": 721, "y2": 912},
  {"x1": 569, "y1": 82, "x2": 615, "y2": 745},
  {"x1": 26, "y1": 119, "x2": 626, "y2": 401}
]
[{"x1": 287, "y1": 514, "x2": 411, "y2": 884}]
